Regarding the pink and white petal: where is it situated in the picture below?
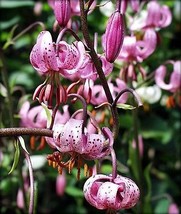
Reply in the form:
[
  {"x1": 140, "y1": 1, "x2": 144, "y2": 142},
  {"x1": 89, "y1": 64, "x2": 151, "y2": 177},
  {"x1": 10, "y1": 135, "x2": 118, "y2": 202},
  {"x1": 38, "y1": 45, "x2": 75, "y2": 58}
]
[
  {"x1": 96, "y1": 181, "x2": 122, "y2": 210},
  {"x1": 170, "y1": 61, "x2": 181, "y2": 92},
  {"x1": 114, "y1": 175, "x2": 140, "y2": 209},
  {"x1": 137, "y1": 29, "x2": 157, "y2": 60},
  {"x1": 84, "y1": 133, "x2": 105, "y2": 158},
  {"x1": 30, "y1": 44, "x2": 48, "y2": 73},
  {"x1": 59, "y1": 119, "x2": 83, "y2": 153},
  {"x1": 155, "y1": 65, "x2": 173, "y2": 91},
  {"x1": 159, "y1": 5, "x2": 172, "y2": 28},
  {"x1": 83, "y1": 174, "x2": 110, "y2": 209}
]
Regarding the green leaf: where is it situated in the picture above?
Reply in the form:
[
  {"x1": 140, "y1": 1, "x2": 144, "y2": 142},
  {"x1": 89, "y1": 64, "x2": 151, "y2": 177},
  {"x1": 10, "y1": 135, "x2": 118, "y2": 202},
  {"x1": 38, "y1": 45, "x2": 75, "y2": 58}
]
[
  {"x1": 0, "y1": 17, "x2": 20, "y2": 31},
  {"x1": 0, "y1": 83, "x2": 7, "y2": 97},
  {"x1": 65, "y1": 186, "x2": 84, "y2": 197},
  {"x1": 18, "y1": 136, "x2": 29, "y2": 154},
  {"x1": 8, "y1": 139, "x2": 20, "y2": 174},
  {"x1": 0, "y1": 1, "x2": 34, "y2": 8},
  {"x1": 116, "y1": 103, "x2": 136, "y2": 110},
  {"x1": 41, "y1": 102, "x2": 52, "y2": 127},
  {"x1": 154, "y1": 198, "x2": 170, "y2": 214}
]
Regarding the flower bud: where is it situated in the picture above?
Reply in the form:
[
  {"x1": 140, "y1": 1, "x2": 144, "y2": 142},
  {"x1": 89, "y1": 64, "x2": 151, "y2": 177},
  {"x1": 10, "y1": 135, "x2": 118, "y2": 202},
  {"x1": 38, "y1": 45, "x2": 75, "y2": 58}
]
[
  {"x1": 104, "y1": 11, "x2": 124, "y2": 63},
  {"x1": 54, "y1": 0, "x2": 71, "y2": 27}
]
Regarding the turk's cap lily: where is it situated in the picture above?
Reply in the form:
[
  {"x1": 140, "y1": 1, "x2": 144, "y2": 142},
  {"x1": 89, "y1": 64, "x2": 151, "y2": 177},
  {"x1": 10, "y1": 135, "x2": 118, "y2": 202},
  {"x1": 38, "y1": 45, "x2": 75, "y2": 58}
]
[
  {"x1": 30, "y1": 31, "x2": 59, "y2": 74},
  {"x1": 118, "y1": 29, "x2": 157, "y2": 63},
  {"x1": 83, "y1": 174, "x2": 140, "y2": 210},
  {"x1": 54, "y1": 0, "x2": 71, "y2": 27},
  {"x1": 19, "y1": 101, "x2": 47, "y2": 128},
  {"x1": 130, "y1": 1, "x2": 172, "y2": 31},
  {"x1": 53, "y1": 118, "x2": 113, "y2": 159},
  {"x1": 155, "y1": 61, "x2": 181, "y2": 93},
  {"x1": 104, "y1": 11, "x2": 124, "y2": 63}
]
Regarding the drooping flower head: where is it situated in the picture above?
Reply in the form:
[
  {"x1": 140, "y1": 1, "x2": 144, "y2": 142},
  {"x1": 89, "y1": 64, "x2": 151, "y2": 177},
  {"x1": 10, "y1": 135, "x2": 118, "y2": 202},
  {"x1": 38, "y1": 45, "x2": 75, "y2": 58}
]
[
  {"x1": 130, "y1": 1, "x2": 172, "y2": 31},
  {"x1": 47, "y1": 118, "x2": 114, "y2": 176},
  {"x1": 83, "y1": 174, "x2": 140, "y2": 210}
]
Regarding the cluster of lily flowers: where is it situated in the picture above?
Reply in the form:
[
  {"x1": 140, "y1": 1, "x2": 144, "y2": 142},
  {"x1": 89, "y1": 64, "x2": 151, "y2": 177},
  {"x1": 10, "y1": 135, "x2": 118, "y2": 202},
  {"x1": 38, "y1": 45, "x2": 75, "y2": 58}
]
[{"x1": 18, "y1": 0, "x2": 180, "y2": 212}]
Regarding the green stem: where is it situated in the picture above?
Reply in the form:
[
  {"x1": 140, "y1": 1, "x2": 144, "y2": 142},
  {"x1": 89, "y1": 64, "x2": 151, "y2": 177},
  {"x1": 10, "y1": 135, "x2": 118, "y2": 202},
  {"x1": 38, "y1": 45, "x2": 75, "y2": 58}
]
[{"x1": 132, "y1": 108, "x2": 144, "y2": 213}]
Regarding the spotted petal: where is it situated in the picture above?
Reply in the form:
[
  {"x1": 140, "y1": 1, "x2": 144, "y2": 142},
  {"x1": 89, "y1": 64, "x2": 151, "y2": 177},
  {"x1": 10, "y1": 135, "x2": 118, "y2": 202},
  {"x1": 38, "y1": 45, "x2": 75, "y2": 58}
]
[{"x1": 30, "y1": 31, "x2": 59, "y2": 74}]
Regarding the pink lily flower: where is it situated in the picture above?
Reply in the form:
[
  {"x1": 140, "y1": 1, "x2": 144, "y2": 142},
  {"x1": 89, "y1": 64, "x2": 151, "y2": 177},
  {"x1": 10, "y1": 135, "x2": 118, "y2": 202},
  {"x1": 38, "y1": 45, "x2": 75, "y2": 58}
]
[
  {"x1": 19, "y1": 101, "x2": 70, "y2": 129},
  {"x1": 19, "y1": 101, "x2": 47, "y2": 128},
  {"x1": 57, "y1": 41, "x2": 86, "y2": 76},
  {"x1": 30, "y1": 31, "x2": 59, "y2": 74},
  {"x1": 53, "y1": 118, "x2": 113, "y2": 160},
  {"x1": 118, "y1": 29, "x2": 157, "y2": 63},
  {"x1": 54, "y1": 0, "x2": 71, "y2": 27},
  {"x1": 130, "y1": 1, "x2": 172, "y2": 31},
  {"x1": 83, "y1": 174, "x2": 140, "y2": 210},
  {"x1": 90, "y1": 78, "x2": 127, "y2": 105},
  {"x1": 104, "y1": 11, "x2": 124, "y2": 62},
  {"x1": 155, "y1": 61, "x2": 181, "y2": 93}
]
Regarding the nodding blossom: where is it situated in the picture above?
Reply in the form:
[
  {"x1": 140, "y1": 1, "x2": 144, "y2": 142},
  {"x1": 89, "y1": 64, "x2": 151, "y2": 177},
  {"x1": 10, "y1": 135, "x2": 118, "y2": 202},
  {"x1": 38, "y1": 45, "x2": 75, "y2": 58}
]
[
  {"x1": 19, "y1": 101, "x2": 47, "y2": 128},
  {"x1": 83, "y1": 174, "x2": 140, "y2": 210},
  {"x1": 47, "y1": 118, "x2": 113, "y2": 175},
  {"x1": 53, "y1": 118, "x2": 113, "y2": 160},
  {"x1": 118, "y1": 29, "x2": 157, "y2": 63},
  {"x1": 130, "y1": 1, "x2": 172, "y2": 31},
  {"x1": 19, "y1": 101, "x2": 70, "y2": 129},
  {"x1": 155, "y1": 61, "x2": 181, "y2": 93}
]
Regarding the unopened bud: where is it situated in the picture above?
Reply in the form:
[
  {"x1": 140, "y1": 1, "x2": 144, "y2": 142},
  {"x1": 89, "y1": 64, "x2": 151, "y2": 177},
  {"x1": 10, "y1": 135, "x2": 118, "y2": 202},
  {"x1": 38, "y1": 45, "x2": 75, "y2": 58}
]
[
  {"x1": 104, "y1": 11, "x2": 124, "y2": 62},
  {"x1": 54, "y1": 0, "x2": 71, "y2": 27}
]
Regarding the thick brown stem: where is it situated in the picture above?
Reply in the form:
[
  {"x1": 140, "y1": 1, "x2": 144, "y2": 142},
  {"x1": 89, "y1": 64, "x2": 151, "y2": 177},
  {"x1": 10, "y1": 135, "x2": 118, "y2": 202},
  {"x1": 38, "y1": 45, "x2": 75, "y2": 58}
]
[{"x1": 0, "y1": 128, "x2": 53, "y2": 138}]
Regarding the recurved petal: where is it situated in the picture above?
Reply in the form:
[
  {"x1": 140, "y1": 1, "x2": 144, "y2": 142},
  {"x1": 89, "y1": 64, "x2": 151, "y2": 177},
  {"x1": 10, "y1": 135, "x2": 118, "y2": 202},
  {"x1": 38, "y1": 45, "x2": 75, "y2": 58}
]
[
  {"x1": 96, "y1": 181, "x2": 124, "y2": 210},
  {"x1": 83, "y1": 174, "x2": 110, "y2": 209},
  {"x1": 58, "y1": 119, "x2": 83, "y2": 153},
  {"x1": 136, "y1": 29, "x2": 157, "y2": 60},
  {"x1": 114, "y1": 175, "x2": 140, "y2": 209}
]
